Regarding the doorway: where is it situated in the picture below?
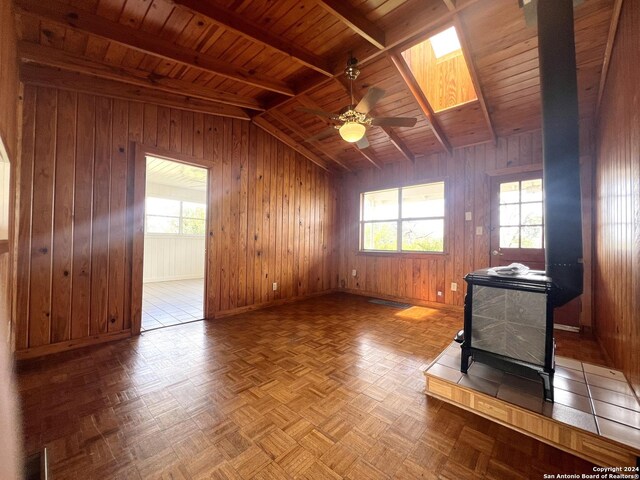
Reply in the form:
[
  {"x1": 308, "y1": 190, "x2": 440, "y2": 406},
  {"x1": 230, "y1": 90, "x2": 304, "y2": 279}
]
[
  {"x1": 141, "y1": 156, "x2": 208, "y2": 331},
  {"x1": 489, "y1": 171, "x2": 580, "y2": 328}
]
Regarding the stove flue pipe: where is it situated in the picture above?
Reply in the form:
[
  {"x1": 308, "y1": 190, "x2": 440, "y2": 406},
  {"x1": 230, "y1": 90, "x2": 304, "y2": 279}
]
[{"x1": 537, "y1": 0, "x2": 584, "y2": 307}]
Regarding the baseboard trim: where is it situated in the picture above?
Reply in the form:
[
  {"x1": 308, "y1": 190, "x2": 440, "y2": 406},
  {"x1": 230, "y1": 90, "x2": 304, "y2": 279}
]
[
  {"x1": 214, "y1": 290, "x2": 337, "y2": 319},
  {"x1": 15, "y1": 330, "x2": 132, "y2": 360},
  {"x1": 339, "y1": 288, "x2": 464, "y2": 314}
]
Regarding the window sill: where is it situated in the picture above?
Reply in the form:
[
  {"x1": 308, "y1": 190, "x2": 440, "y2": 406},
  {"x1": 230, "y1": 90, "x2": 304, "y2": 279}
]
[{"x1": 356, "y1": 250, "x2": 448, "y2": 259}]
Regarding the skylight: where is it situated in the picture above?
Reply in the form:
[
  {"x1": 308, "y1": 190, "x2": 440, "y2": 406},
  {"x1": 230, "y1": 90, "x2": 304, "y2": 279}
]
[
  {"x1": 430, "y1": 26, "x2": 461, "y2": 59},
  {"x1": 401, "y1": 25, "x2": 477, "y2": 112}
]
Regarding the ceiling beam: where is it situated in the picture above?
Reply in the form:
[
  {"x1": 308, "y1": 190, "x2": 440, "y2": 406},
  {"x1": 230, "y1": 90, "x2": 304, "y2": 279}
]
[
  {"x1": 596, "y1": 0, "x2": 624, "y2": 116},
  {"x1": 453, "y1": 16, "x2": 497, "y2": 145},
  {"x1": 267, "y1": 110, "x2": 351, "y2": 172},
  {"x1": 334, "y1": 77, "x2": 415, "y2": 163},
  {"x1": 314, "y1": 0, "x2": 386, "y2": 49},
  {"x1": 296, "y1": 94, "x2": 382, "y2": 170},
  {"x1": 171, "y1": 0, "x2": 333, "y2": 77},
  {"x1": 261, "y1": 0, "x2": 482, "y2": 116},
  {"x1": 20, "y1": 64, "x2": 251, "y2": 120},
  {"x1": 252, "y1": 117, "x2": 331, "y2": 173},
  {"x1": 383, "y1": 128, "x2": 416, "y2": 163},
  {"x1": 355, "y1": 147, "x2": 384, "y2": 170},
  {"x1": 388, "y1": 53, "x2": 452, "y2": 155},
  {"x1": 442, "y1": 0, "x2": 457, "y2": 12},
  {"x1": 15, "y1": 0, "x2": 295, "y2": 97},
  {"x1": 19, "y1": 41, "x2": 264, "y2": 112}
]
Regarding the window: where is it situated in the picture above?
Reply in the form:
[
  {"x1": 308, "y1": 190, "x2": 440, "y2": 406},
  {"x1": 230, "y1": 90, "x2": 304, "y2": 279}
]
[
  {"x1": 498, "y1": 178, "x2": 543, "y2": 249},
  {"x1": 360, "y1": 181, "x2": 445, "y2": 253},
  {"x1": 145, "y1": 197, "x2": 206, "y2": 235}
]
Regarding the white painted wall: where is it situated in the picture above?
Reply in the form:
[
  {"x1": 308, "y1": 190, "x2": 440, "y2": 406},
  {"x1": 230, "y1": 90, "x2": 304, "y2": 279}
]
[
  {"x1": 143, "y1": 235, "x2": 206, "y2": 283},
  {"x1": 143, "y1": 182, "x2": 206, "y2": 283}
]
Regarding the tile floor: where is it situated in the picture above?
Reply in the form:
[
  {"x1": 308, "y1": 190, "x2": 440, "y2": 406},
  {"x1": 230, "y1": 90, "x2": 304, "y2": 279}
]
[
  {"x1": 141, "y1": 278, "x2": 204, "y2": 331},
  {"x1": 426, "y1": 343, "x2": 640, "y2": 450}
]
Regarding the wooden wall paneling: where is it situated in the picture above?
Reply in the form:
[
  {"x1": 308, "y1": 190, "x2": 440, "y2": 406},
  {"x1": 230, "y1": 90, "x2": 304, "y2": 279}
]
[
  {"x1": 28, "y1": 88, "x2": 56, "y2": 347},
  {"x1": 252, "y1": 127, "x2": 263, "y2": 307},
  {"x1": 129, "y1": 143, "x2": 145, "y2": 336},
  {"x1": 273, "y1": 141, "x2": 282, "y2": 301},
  {"x1": 107, "y1": 99, "x2": 128, "y2": 333},
  {"x1": 237, "y1": 120, "x2": 248, "y2": 307},
  {"x1": 143, "y1": 104, "x2": 157, "y2": 150},
  {"x1": 245, "y1": 122, "x2": 256, "y2": 306},
  {"x1": 156, "y1": 106, "x2": 170, "y2": 151},
  {"x1": 202, "y1": 116, "x2": 213, "y2": 318},
  {"x1": 220, "y1": 118, "x2": 231, "y2": 312},
  {"x1": 90, "y1": 96, "x2": 112, "y2": 336},
  {"x1": 14, "y1": 86, "x2": 36, "y2": 350},
  {"x1": 267, "y1": 134, "x2": 277, "y2": 302},
  {"x1": 15, "y1": 88, "x2": 337, "y2": 355},
  {"x1": 50, "y1": 89, "x2": 76, "y2": 343},
  {"x1": 227, "y1": 119, "x2": 238, "y2": 310},
  {"x1": 286, "y1": 148, "x2": 296, "y2": 298},
  {"x1": 181, "y1": 111, "x2": 193, "y2": 157},
  {"x1": 594, "y1": 0, "x2": 640, "y2": 396},
  {"x1": 70, "y1": 93, "x2": 95, "y2": 340}
]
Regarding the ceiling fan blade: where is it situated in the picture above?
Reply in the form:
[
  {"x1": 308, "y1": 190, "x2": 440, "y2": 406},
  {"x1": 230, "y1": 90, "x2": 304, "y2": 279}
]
[
  {"x1": 370, "y1": 117, "x2": 417, "y2": 127},
  {"x1": 356, "y1": 136, "x2": 370, "y2": 149},
  {"x1": 295, "y1": 107, "x2": 340, "y2": 120},
  {"x1": 355, "y1": 87, "x2": 386, "y2": 114},
  {"x1": 305, "y1": 127, "x2": 336, "y2": 142}
]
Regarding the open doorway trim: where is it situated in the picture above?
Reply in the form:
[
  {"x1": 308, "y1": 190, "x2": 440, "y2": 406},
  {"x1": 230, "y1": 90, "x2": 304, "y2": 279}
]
[{"x1": 130, "y1": 143, "x2": 213, "y2": 336}]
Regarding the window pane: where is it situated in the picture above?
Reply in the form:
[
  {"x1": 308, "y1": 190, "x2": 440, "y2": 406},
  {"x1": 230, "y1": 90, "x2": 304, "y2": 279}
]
[
  {"x1": 363, "y1": 222, "x2": 397, "y2": 250},
  {"x1": 183, "y1": 201, "x2": 206, "y2": 219},
  {"x1": 500, "y1": 182, "x2": 519, "y2": 204},
  {"x1": 500, "y1": 227, "x2": 519, "y2": 248},
  {"x1": 146, "y1": 215, "x2": 179, "y2": 234},
  {"x1": 521, "y1": 202, "x2": 543, "y2": 225},
  {"x1": 521, "y1": 179, "x2": 542, "y2": 202},
  {"x1": 182, "y1": 218, "x2": 206, "y2": 235},
  {"x1": 146, "y1": 197, "x2": 180, "y2": 216},
  {"x1": 500, "y1": 204, "x2": 520, "y2": 226},
  {"x1": 402, "y1": 219, "x2": 444, "y2": 252},
  {"x1": 402, "y1": 182, "x2": 444, "y2": 218},
  {"x1": 521, "y1": 226, "x2": 543, "y2": 248},
  {"x1": 362, "y1": 189, "x2": 398, "y2": 221}
]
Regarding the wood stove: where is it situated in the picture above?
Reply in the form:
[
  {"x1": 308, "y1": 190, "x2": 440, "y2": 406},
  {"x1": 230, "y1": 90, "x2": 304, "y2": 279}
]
[
  {"x1": 461, "y1": 269, "x2": 556, "y2": 401},
  {"x1": 459, "y1": 0, "x2": 584, "y2": 404}
]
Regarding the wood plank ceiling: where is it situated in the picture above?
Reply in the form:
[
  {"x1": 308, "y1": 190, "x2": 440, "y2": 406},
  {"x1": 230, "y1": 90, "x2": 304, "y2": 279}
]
[{"x1": 14, "y1": 0, "x2": 615, "y2": 173}]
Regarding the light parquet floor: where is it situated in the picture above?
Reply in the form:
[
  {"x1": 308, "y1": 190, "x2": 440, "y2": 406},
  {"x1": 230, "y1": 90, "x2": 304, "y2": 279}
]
[{"x1": 16, "y1": 293, "x2": 607, "y2": 479}]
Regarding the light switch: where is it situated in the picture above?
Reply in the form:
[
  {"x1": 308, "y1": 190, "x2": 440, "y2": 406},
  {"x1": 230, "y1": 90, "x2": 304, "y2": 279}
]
[
  {"x1": 476, "y1": 226, "x2": 483, "y2": 235},
  {"x1": 465, "y1": 211, "x2": 472, "y2": 221}
]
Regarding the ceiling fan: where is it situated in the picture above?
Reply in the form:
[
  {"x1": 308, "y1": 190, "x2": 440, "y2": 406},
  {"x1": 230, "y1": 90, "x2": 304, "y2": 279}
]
[{"x1": 297, "y1": 56, "x2": 417, "y2": 149}]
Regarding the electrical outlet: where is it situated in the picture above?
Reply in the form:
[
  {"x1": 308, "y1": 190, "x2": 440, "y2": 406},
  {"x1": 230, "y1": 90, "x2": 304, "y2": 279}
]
[
  {"x1": 351, "y1": 269, "x2": 357, "y2": 277},
  {"x1": 437, "y1": 290, "x2": 443, "y2": 297},
  {"x1": 476, "y1": 226, "x2": 483, "y2": 235},
  {"x1": 451, "y1": 282, "x2": 457, "y2": 292},
  {"x1": 465, "y1": 211, "x2": 472, "y2": 221},
  {"x1": 272, "y1": 282, "x2": 278, "y2": 291}
]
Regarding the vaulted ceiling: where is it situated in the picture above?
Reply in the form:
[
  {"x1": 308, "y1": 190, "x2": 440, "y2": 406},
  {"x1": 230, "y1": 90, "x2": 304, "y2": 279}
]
[{"x1": 14, "y1": 0, "x2": 616, "y2": 173}]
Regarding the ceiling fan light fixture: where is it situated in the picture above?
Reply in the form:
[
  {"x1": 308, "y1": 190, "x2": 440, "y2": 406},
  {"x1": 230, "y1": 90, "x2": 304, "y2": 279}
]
[{"x1": 339, "y1": 122, "x2": 366, "y2": 143}]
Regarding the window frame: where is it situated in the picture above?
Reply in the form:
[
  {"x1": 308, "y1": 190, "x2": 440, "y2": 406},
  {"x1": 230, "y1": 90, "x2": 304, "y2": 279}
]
[
  {"x1": 145, "y1": 197, "x2": 207, "y2": 237},
  {"x1": 358, "y1": 179, "x2": 447, "y2": 255}
]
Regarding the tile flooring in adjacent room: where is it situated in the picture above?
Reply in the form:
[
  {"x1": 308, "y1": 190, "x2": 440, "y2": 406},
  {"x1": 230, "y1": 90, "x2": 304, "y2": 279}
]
[{"x1": 141, "y1": 278, "x2": 204, "y2": 331}]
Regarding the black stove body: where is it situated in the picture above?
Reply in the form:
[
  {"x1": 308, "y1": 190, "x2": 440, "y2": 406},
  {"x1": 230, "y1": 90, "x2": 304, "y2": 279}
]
[{"x1": 461, "y1": 269, "x2": 556, "y2": 401}]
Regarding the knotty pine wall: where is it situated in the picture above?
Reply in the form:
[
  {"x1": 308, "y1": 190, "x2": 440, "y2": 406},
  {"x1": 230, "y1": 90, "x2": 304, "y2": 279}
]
[
  {"x1": 594, "y1": 0, "x2": 640, "y2": 396},
  {"x1": 14, "y1": 84, "x2": 336, "y2": 357},
  {"x1": 335, "y1": 129, "x2": 595, "y2": 328}
]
